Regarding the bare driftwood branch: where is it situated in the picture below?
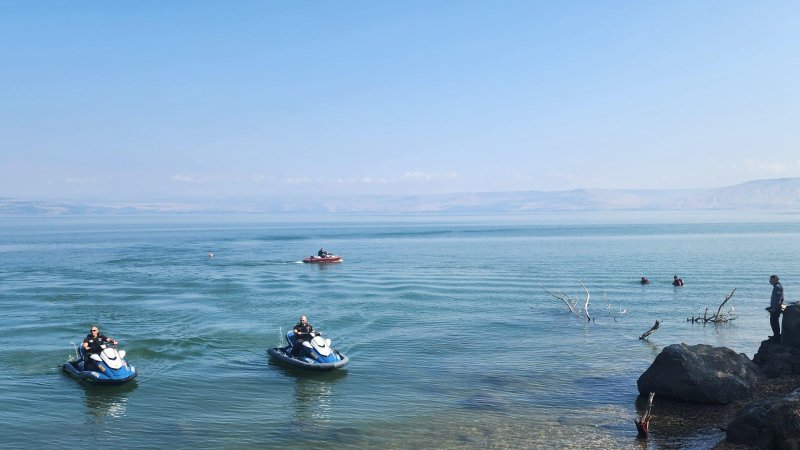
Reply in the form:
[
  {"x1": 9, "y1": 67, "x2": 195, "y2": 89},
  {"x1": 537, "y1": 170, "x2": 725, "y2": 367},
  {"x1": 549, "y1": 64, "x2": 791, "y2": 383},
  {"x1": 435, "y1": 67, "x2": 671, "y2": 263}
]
[
  {"x1": 639, "y1": 320, "x2": 661, "y2": 340},
  {"x1": 578, "y1": 281, "x2": 591, "y2": 322},
  {"x1": 542, "y1": 287, "x2": 578, "y2": 314},
  {"x1": 601, "y1": 293, "x2": 628, "y2": 320},
  {"x1": 544, "y1": 282, "x2": 613, "y2": 323},
  {"x1": 606, "y1": 304, "x2": 627, "y2": 320},
  {"x1": 635, "y1": 392, "x2": 655, "y2": 438},
  {"x1": 713, "y1": 288, "x2": 737, "y2": 320},
  {"x1": 688, "y1": 288, "x2": 738, "y2": 323}
]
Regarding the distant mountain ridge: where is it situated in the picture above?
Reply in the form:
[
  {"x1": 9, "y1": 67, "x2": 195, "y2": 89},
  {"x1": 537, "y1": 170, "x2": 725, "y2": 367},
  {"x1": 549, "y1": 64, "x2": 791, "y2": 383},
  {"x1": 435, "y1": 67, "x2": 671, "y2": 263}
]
[
  {"x1": 674, "y1": 177, "x2": 800, "y2": 210},
  {"x1": 3, "y1": 177, "x2": 800, "y2": 215}
]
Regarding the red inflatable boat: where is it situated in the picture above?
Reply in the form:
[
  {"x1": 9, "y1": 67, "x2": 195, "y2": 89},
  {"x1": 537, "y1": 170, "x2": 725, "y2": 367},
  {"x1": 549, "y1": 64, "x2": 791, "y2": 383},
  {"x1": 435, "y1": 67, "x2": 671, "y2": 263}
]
[{"x1": 302, "y1": 255, "x2": 343, "y2": 263}]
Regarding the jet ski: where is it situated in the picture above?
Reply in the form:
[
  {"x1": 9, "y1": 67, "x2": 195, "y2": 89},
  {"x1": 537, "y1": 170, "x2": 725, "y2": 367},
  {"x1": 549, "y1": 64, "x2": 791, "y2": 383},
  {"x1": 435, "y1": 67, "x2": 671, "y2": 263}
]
[
  {"x1": 268, "y1": 331, "x2": 349, "y2": 371},
  {"x1": 303, "y1": 254, "x2": 343, "y2": 263},
  {"x1": 63, "y1": 343, "x2": 137, "y2": 385}
]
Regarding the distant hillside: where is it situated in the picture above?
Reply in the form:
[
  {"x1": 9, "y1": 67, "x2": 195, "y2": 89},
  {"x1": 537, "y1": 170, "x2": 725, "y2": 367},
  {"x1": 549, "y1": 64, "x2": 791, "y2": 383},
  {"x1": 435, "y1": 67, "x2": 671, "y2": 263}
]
[
  {"x1": 674, "y1": 178, "x2": 800, "y2": 210},
  {"x1": 318, "y1": 188, "x2": 696, "y2": 213},
  {"x1": 0, "y1": 199, "x2": 218, "y2": 215},
  {"x1": 3, "y1": 177, "x2": 800, "y2": 215}
]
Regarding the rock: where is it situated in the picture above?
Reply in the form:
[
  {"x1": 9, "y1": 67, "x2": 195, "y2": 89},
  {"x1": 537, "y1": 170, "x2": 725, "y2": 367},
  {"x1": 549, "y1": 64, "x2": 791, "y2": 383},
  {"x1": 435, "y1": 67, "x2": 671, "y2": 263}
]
[
  {"x1": 781, "y1": 303, "x2": 800, "y2": 348},
  {"x1": 726, "y1": 388, "x2": 800, "y2": 449},
  {"x1": 753, "y1": 339, "x2": 800, "y2": 378},
  {"x1": 753, "y1": 304, "x2": 800, "y2": 378},
  {"x1": 637, "y1": 343, "x2": 763, "y2": 404}
]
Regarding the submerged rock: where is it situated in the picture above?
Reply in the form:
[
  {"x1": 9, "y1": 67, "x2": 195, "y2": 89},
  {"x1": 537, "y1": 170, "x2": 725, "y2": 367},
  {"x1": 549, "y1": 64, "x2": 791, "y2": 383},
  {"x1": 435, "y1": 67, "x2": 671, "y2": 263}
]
[
  {"x1": 726, "y1": 388, "x2": 800, "y2": 448},
  {"x1": 637, "y1": 343, "x2": 762, "y2": 404}
]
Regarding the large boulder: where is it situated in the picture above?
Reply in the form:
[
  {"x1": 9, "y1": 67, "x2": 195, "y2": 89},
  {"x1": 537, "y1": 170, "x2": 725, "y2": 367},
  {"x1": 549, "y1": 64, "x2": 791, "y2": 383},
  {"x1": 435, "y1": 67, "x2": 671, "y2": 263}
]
[
  {"x1": 752, "y1": 339, "x2": 800, "y2": 378},
  {"x1": 753, "y1": 304, "x2": 800, "y2": 377},
  {"x1": 637, "y1": 343, "x2": 763, "y2": 404},
  {"x1": 726, "y1": 388, "x2": 800, "y2": 449},
  {"x1": 781, "y1": 303, "x2": 800, "y2": 348}
]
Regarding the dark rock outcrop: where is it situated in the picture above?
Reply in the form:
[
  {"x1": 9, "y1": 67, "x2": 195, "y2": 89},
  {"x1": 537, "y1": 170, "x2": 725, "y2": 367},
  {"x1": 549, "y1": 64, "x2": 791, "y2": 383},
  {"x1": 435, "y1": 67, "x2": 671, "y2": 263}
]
[
  {"x1": 637, "y1": 343, "x2": 762, "y2": 404},
  {"x1": 726, "y1": 388, "x2": 800, "y2": 449},
  {"x1": 724, "y1": 304, "x2": 800, "y2": 448},
  {"x1": 752, "y1": 339, "x2": 800, "y2": 378},
  {"x1": 780, "y1": 303, "x2": 800, "y2": 348},
  {"x1": 753, "y1": 304, "x2": 800, "y2": 378}
]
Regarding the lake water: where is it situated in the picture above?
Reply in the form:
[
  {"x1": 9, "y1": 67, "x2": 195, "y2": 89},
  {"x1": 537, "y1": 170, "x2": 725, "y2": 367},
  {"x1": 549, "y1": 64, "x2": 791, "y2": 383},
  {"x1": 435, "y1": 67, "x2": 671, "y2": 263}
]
[{"x1": 2, "y1": 215, "x2": 799, "y2": 449}]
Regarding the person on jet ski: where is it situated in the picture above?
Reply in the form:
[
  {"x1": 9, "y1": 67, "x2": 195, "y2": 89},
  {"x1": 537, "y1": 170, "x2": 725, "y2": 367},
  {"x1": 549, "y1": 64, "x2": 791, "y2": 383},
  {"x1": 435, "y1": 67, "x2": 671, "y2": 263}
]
[
  {"x1": 318, "y1": 248, "x2": 329, "y2": 257},
  {"x1": 291, "y1": 315, "x2": 314, "y2": 356},
  {"x1": 82, "y1": 326, "x2": 117, "y2": 372}
]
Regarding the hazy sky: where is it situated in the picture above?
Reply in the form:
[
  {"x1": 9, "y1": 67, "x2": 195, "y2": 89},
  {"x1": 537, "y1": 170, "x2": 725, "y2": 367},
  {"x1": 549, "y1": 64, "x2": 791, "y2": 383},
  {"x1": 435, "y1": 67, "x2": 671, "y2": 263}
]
[{"x1": 2, "y1": 1, "x2": 799, "y2": 202}]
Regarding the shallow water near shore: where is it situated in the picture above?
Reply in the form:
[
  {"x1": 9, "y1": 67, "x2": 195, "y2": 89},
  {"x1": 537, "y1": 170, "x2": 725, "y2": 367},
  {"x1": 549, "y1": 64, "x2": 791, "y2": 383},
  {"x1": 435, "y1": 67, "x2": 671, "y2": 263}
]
[{"x1": 2, "y1": 215, "x2": 799, "y2": 449}]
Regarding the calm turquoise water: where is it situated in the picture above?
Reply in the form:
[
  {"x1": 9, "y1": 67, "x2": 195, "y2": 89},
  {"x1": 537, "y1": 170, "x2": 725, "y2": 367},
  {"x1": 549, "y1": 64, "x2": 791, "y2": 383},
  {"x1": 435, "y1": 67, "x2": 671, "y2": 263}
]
[{"x1": 2, "y1": 216, "x2": 799, "y2": 449}]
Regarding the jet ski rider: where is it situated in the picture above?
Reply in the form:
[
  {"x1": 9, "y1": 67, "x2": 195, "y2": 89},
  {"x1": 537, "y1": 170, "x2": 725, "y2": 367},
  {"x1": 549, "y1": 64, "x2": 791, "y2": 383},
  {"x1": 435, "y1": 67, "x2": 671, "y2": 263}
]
[
  {"x1": 292, "y1": 315, "x2": 314, "y2": 356},
  {"x1": 318, "y1": 248, "x2": 329, "y2": 257},
  {"x1": 82, "y1": 326, "x2": 117, "y2": 372}
]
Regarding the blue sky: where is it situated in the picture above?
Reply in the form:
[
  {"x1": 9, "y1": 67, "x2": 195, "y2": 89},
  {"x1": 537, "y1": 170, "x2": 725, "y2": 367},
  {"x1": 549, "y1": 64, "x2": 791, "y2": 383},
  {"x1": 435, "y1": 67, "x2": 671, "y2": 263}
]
[{"x1": 1, "y1": 1, "x2": 799, "y2": 202}]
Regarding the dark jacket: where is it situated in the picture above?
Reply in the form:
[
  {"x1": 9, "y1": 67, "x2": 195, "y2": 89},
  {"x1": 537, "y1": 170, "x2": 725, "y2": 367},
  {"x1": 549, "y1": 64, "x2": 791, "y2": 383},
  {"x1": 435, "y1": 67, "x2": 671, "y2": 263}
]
[
  {"x1": 83, "y1": 333, "x2": 111, "y2": 353},
  {"x1": 293, "y1": 322, "x2": 314, "y2": 341},
  {"x1": 771, "y1": 282, "x2": 784, "y2": 308}
]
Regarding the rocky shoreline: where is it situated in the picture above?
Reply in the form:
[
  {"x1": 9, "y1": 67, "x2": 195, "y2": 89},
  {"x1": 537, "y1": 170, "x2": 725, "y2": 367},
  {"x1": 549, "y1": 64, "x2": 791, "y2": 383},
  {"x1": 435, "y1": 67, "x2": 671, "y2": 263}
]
[{"x1": 637, "y1": 304, "x2": 800, "y2": 449}]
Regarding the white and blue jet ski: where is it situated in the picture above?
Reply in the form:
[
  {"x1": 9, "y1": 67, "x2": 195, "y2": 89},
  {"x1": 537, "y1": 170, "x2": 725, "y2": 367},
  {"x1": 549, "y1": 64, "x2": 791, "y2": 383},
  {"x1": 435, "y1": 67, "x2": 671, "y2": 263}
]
[
  {"x1": 63, "y1": 344, "x2": 137, "y2": 385},
  {"x1": 268, "y1": 331, "x2": 349, "y2": 371}
]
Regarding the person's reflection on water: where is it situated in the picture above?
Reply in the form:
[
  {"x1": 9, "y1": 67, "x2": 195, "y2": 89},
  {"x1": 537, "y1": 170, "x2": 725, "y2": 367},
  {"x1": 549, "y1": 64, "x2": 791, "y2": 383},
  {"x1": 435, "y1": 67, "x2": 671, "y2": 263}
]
[
  {"x1": 284, "y1": 369, "x2": 348, "y2": 434},
  {"x1": 83, "y1": 383, "x2": 136, "y2": 425},
  {"x1": 293, "y1": 377, "x2": 334, "y2": 425}
]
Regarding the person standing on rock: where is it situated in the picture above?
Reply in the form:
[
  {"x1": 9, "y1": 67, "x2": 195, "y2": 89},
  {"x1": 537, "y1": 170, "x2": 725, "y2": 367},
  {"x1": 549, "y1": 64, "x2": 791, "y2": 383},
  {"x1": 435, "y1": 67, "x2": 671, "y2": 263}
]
[{"x1": 768, "y1": 275, "x2": 784, "y2": 340}]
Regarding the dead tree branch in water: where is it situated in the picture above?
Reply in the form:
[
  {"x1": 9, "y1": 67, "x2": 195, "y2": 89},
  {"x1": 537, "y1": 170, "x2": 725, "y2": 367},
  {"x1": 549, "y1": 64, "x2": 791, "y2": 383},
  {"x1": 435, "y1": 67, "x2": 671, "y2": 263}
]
[
  {"x1": 578, "y1": 281, "x2": 592, "y2": 322},
  {"x1": 687, "y1": 288, "x2": 738, "y2": 323},
  {"x1": 635, "y1": 392, "x2": 655, "y2": 438},
  {"x1": 713, "y1": 288, "x2": 736, "y2": 319},
  {"x1": 600, "y1": 293, "x2": 628, "y2": 320},
  {"x1": 606, "y1": 304, "x2": 628, "y2": 320},
  {"x1": 639, "y1": 320, "x2": 661, "y2": 340},
  {"x1": 542, "y1": 287, "x2": 578, "y2": 314},
  {"x1": 543, "y1": 281, "x2": 610, "y2": 322}
]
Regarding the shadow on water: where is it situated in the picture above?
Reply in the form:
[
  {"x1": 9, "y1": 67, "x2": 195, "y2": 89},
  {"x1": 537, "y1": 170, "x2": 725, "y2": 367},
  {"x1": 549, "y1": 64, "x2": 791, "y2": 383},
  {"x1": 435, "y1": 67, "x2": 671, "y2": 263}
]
[{"x1": 81, "y1": 382, "x2": 137, "y2": 425}]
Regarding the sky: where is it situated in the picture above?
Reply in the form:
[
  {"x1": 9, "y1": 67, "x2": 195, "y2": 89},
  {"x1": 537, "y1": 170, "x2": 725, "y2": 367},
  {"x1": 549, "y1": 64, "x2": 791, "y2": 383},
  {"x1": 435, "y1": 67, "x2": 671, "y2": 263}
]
[{"x1": 1, "y1": 1, "x2": 799, "y2": 203}]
